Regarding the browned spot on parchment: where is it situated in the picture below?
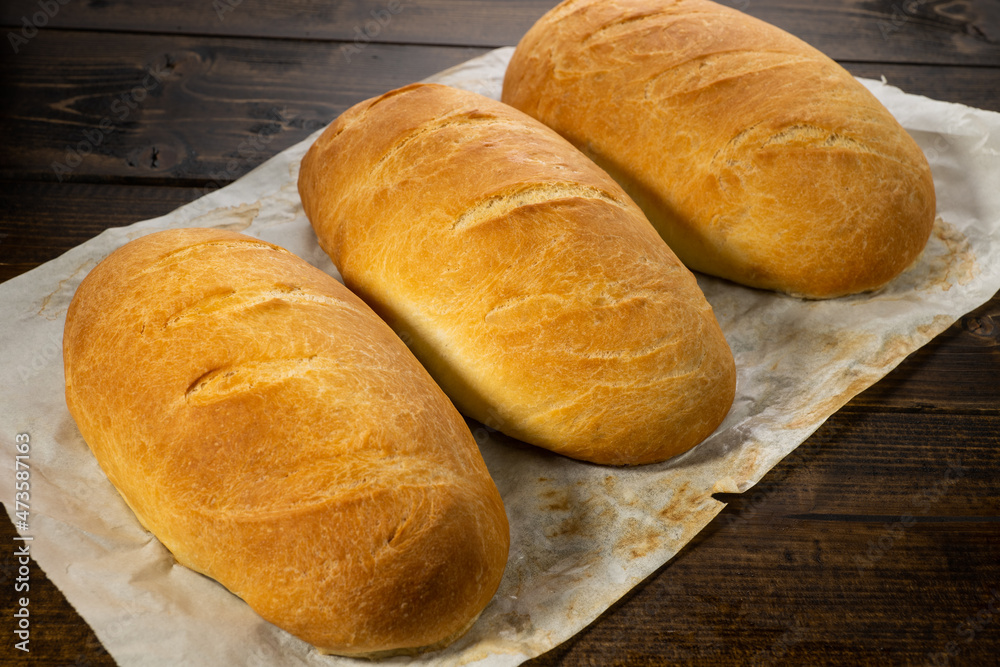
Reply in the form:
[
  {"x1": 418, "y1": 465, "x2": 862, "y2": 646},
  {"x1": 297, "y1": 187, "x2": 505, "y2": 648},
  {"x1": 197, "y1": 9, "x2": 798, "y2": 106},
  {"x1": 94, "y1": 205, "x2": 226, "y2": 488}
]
[
  {"x1": 658, "y1": 482, "x2": 694, "y2": 525},
  {"x1": 610, "y1": 482, "x2": 707, "y2": 561},
  {"x1": 545, "y1": 511, "x2": 584, "y2": 540},
  {"x1": 601, "y1": 474, "x2": 616, "y2": 496},
  {"x1": 536, "y1": 478, "x2": 583, "y2": 540},
  {"x1": 498, "y1": 610, "x2": 532, "y2": 635},
  {"x1": 612, "y1": 516, "x2": 663, "y2": 560},
  {"x1": 188, "y1": 201, "x2": 261, "y2": 232},
  {"x1": 784, "y1": 373, "x2": 875, "y2": 431},
  {"x1": 539, "y1": 487, "x2": 570, "y2": 512},
  {"x1": 879, "y1": 314, "x2": 956, "y2": 362},
  {"x1": 785, "y1": 314, "x2": 954, "y2": 431},
  {"x1": 712, "y1": 445, "x2": 763, "y2": 495},
  {"x1": 537, "y1": 474, "x2": 619, "y2": 541},
  {"x1": 897, "y1": 217, "x2": 980, "y2": 293},
  {"x1": 926, "y1": 217, "x2": 978, "y2": 289}
]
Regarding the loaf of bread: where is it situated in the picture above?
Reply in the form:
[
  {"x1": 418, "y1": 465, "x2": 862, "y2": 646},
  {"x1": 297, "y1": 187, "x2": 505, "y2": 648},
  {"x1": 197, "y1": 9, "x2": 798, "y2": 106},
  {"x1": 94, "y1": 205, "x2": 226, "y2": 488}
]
[
  {"x1": 63, "y1": 228, "x2": 509, "y2": 657},
  {"x1": 502, "y1": 0, "x2": 936, "y2": 298},
  {"x1": 298, "y1": 83, "x2": 735, "y2": 465}
]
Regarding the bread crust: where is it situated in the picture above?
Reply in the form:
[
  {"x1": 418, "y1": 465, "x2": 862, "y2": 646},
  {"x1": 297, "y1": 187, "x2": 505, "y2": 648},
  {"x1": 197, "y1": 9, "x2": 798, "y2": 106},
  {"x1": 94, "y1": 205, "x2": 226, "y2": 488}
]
[
  {"x1": 299, "y1": 83, "x2": 736, "y2": 465},
  {"x1": 63, "y1": 228, "x2": 509, "y2": 656},
  {"x1": 502, "y1": 0, "x2": 936, "y2": 298}
]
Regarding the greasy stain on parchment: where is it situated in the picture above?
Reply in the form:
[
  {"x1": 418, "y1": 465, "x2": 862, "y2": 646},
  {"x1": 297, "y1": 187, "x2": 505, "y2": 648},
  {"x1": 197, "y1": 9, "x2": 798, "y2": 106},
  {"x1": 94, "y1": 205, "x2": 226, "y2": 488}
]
[
  {"x1": 186, "y1": 201, "x2": 261, "y2": 232},
  {"x1": 896, "y1": 216, "x2": 979, "y2": 293},
  {"x1": 454, "y1": 470, "x2": 721, "y2": 664}
]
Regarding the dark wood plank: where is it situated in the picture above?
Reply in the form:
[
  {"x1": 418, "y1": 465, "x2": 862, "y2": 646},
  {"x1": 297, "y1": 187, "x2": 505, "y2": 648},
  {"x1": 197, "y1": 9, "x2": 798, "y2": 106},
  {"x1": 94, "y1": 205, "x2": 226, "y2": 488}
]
[
  {"x1": 529, "y1": 519, "x2": 1000, "y2": 665},
  {"x1": 717, "y1": 412, "x2": 1000, "y2": 518},
  {"x1": 0, "y1": 181, "x2": 201, "y2": 270},
  {"x1": 2, "y1": 30, "x2": 997, "y2": 185},
  {"x1": 0, "y1": 0, "x2": 555, "y2": 50},
  {"x1": 2, "y1": 0, "x2": 999, "y2": 65},
  {"x1": 0, "y1": 30, "x2": 488, "y2": 183}
]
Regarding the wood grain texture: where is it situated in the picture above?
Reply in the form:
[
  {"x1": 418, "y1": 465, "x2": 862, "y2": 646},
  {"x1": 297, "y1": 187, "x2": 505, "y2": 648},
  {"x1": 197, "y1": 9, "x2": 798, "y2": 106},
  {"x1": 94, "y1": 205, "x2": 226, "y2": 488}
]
[
  {"x1": 716, "y1": 412, "x2": 1000, "y2": 518},
  {"x1": 0, "y1": 0, "x2": 555, "y2": 50},
  {"x1": 846, "y1": 62, "x2": 1000, "y2": 111},
  {"x1": 1, "y1": 0, "x2": 998, "y2": 64},
  {"x1": 0, "y1": 31, "x2": 487, "y2": 183},
  {"x1": 0, "y1": 182, "x2": 200, "y2": 267},
  {"x1": 528, "y1": 520, "x2": 1000, "y2": 665},
  {"x1": 1, "y1": 32, "x2": 997, "y2": 186}
]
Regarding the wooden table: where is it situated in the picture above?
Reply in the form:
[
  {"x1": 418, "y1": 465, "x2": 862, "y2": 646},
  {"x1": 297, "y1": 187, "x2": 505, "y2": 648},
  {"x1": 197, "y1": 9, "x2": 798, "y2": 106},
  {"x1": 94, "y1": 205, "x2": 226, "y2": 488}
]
[{"x1": 2, "y1": 1, "x2": 998, "y2": 664}]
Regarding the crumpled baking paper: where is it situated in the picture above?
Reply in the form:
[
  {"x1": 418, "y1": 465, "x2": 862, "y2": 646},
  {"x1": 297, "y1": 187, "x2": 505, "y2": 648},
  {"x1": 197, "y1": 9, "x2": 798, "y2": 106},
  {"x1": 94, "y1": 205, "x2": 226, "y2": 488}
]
[{"x1": 2, "y1": 46, "x2": 999, "y2": 666}]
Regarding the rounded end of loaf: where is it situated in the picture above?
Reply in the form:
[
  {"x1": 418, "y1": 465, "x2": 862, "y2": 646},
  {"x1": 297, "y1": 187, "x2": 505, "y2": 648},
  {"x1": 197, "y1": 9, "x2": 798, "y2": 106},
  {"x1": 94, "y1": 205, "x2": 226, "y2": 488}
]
[
  {"x1": 600, "y1": 137, "x2": 938, "y2": 300},
  {"x1": 63, "y1": 227, "x2": 509, "y2": 657},
  {"x1": 502, "y1": 0, "x2": 938, "y2": 299},
  {"x1": 513, "y1": 309, "x2": 736, "y2": 467},
  {"x1": 241, "y1": 477, "x2": 509, "y2": 656}
]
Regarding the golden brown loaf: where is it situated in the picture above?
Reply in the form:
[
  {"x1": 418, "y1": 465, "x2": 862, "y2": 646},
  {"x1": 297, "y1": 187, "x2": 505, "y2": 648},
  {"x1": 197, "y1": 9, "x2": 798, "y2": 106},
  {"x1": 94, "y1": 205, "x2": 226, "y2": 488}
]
[
  {"x1": 298, "y1": 83, "x2": 736, "y2": 465},
  {"x1": 63, "y1": 228, "x2": 509, "y2": 657},
  {"x1": 502, "y1": 0, "x2": 936, "y2": 298}
]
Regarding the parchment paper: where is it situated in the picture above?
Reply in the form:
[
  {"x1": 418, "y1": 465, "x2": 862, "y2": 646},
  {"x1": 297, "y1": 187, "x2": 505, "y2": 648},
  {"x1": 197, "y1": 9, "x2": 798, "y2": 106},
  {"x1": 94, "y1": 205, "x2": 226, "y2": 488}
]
[{"x1": 3, "y1": 47, "x2": 1000, "y2": 666}]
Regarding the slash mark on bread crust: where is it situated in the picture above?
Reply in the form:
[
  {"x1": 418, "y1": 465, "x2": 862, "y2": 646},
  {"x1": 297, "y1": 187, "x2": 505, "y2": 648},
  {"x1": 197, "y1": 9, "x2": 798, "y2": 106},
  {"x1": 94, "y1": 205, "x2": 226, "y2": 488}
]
[
  {"x1": 140, "y1": 239, "x2": 289, "y2": 276},
  {"x1": 185, "y1": 356, "x2": 324, "y2": 403},
  {"x1": 165, "y1": 287, "x2": 355, "y2": 329},
  {"x1": 451, "y1": 183, "x2": 626, "y2": 231},
  {"x1": 373, "y1": 113, "x2": 514, "y2": 170}
]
